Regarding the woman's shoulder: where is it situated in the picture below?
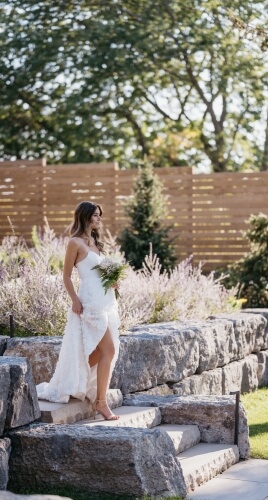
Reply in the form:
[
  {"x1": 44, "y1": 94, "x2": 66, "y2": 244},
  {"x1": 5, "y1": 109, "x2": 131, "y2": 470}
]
[{"x1": 67, "y1": 236, "x2": 84, "y2": 249}]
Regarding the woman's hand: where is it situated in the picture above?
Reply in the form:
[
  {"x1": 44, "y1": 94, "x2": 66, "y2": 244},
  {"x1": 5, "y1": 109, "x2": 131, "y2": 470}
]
[
  {"x1": 72, "y1": 297, "x2": 83, "y2": 315},
  {"x1": 112, "y1": 281, "x2": 121, "y2": 290}
]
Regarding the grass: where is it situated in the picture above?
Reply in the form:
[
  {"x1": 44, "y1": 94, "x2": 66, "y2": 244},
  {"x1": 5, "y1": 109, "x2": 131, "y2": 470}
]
[
  {"x1": 11, "y1": 485, "x2": 184, "y2": 500},
  {"x1": 12, "y1": 486, "x2": 132, "y2": 500},
  {"x1": 241, "y1": 386, "x2": 268, "y2": 459}
]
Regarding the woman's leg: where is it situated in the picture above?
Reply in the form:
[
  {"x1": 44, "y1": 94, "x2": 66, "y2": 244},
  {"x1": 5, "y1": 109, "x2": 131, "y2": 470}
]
[
  {"x1": 88, "y1": 348, "x2": 100, "y2": 367},
  {"x1": 93, "y1": 327, "x2": 119, "y2": 419}
]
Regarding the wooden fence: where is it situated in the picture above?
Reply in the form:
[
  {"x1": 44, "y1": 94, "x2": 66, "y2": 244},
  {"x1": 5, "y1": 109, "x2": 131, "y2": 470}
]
[{"x1": 1, "y1": 159, "x2": 268, "y2": 270}]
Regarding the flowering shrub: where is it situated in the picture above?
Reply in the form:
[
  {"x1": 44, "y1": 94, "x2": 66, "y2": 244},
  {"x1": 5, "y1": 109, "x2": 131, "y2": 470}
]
[
  {"x1": 119, "y1": 248, "x2": 238, "y2": 331},
  {"x1": 0, "y1": 228, "x2": 239, "y2": 337},
  {"x1": 0, "y1": 224, "x2": 71, "y2": 336}
]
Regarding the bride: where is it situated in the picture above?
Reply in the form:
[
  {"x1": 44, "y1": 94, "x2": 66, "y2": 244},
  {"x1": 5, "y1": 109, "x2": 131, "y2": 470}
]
[{"x1": 37, "y1": 201, "x2": 120, "y2": 421}]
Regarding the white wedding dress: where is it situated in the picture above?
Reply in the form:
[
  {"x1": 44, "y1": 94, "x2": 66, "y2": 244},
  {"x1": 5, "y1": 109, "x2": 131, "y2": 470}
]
[{"x1": 36, "y1": 251, "x2": 120, "y2": 403}]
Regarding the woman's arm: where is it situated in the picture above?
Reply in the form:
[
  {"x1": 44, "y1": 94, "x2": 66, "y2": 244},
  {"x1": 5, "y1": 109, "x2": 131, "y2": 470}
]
[{"x1": 63, "y1": 239, "x2": 83, "y2": 314}]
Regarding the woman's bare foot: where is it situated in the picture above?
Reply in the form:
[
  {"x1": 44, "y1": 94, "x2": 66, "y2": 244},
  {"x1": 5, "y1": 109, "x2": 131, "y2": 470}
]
[{"x1": 93, "y1": 399, "x2": 120, "y2": 421}]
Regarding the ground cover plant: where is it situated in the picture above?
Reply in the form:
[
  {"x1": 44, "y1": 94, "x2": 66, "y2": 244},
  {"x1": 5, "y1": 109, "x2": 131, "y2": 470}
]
[
  {"x1": 241, "y1": 386, "x2": 268, "y2": 460},
  {"x1": 0, "y1": 225, "x2": 239, "y2": 337}
]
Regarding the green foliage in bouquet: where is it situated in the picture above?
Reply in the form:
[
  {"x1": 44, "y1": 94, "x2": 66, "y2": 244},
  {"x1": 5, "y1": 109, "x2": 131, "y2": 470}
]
[
  {"x1": 92, "y1": 258, "x2": 128, "y2": 299},
  {"x1": 118, "y1": 161, "x2": 177, "y2": 271},
  {"x1": 226, "y1": 213, "x2": 268, "y2": 308}
]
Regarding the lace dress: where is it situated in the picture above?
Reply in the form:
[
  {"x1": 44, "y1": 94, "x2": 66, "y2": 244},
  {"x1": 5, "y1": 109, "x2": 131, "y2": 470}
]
[{"x1": 36, "y1": 251, "x2": 120, "y2": 403}]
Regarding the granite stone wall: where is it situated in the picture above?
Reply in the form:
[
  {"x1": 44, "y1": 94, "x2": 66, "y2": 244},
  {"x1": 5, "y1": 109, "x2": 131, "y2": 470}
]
[{"x1": 2, "y1": 310, "x2": 267, "y2": 397}]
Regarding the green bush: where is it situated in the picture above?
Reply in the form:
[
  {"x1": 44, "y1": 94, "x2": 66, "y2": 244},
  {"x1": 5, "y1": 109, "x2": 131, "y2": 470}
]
[{"x1": 226, "y1": 213, "x2": 268, "y2": 308}]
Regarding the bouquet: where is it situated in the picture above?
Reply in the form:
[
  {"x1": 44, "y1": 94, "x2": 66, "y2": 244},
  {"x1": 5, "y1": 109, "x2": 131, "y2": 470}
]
[{"x1": 92, "y1": 258, "x2": 128, "y2": 299}]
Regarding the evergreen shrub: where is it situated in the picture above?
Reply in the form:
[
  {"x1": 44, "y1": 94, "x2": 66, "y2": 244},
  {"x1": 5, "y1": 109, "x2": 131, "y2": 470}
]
[
  {"x1": 225, "y1": 213, "x2": 268, "y2": 308},
  {"x1": 118, "y1": 161, "x2": 176, "y2": 270}
]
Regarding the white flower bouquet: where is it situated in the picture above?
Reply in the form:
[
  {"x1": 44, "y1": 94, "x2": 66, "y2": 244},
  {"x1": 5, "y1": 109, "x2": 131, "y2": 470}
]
[{"x1": 92, "y1": 258, "x2": 128, "y2": 299}]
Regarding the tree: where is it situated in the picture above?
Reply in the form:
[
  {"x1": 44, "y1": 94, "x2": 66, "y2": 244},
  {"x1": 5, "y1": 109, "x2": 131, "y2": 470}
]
[
  {"x1": 1, "y1": 1, "x2": 268, "y2": 170},
  {"x1": 118, "y1": 161, "x2": 176, "y2": 270}
]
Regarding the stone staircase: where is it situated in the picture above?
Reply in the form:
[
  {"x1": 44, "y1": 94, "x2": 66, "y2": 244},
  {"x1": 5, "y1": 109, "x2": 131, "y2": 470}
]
[{"x1": 37, "y1": 391, "x2": 240, "y2": 496}]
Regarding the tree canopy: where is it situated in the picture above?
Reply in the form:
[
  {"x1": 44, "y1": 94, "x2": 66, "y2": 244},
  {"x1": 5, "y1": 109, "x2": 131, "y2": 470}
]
[{"x1": 1, "y1": 0, "x2": 268, "y2": 170}]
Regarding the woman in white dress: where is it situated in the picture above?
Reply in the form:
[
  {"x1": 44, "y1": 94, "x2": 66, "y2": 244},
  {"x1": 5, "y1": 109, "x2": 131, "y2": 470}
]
[{"x1": 37, "y1": 201, "x2": 120, "y2": 421}]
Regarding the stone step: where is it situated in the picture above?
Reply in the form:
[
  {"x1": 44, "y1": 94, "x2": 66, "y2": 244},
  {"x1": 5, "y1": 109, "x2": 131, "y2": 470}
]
[
  {"x1": 38, "y1": 389, "x2": 123, "y2": 424},
  {"x1": 75, "y1": 405, "x2": 161, "y2": 429},
  {"x1": 153, "y1": 424, "x2": 200, "y2": 454},
  {"x1": 177, "y1": 442, "x2": 239, "y2": 492}
]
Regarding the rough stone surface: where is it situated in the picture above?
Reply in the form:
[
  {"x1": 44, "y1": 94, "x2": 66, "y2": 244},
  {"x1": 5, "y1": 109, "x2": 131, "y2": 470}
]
[
  {"x1": 0, "y1": 338, "x2": 9, "y2": 357},
  {"x1": 0, "y1": 438, "x2": 11, "y2": 491},
  {"x1": 77, "y1": 406, "x2": 161, "y2": 429},
  {"x1": 4, "y1": 312, "x2": 267, "y2": 396},
  {"x1": 39, "y1": 399, "x2": 92, "y2": 425},
  {"x1": 222, "y1": 354, "x2": 259, "y2": 394},
  {"x1": 0, "y1": 366, "x2": 10, "y2": 436},
  {"x1": 123, "y1": 394, "x2": 250, "y2": 459},
  {"x1": 182, "y1": 319, "x2": 238, "y2": 373},
  {"x1": 154, "y1": 424, "x2": 201, "y2": 454},
  {"x1": 8, "y1": 423, "x2": 187, "y2": 497},
  {"x1": 0, "y1": 494, "x2": 71, "y2": 500},
  {"x1": 0, "y1": 357, "x2": 40, "y2": 430},
  {"x1": 178, "y1": 443, "x2": 239, "y2": 492},
  {"x1": 241, "y1": 355, "x2": 259, "y2": 393},
  {"x1": 257, "y1": 350, "x2": 268, "y2": 386},
  {"x1": 4, "y1": 337, "x2": 62, "y2": 385},
  {"x1": 242, "y1": 308, "x2": 268, "y2": 348},
  {"x1": 135, "y1": 384, "x2": 174, "y2": 396},
  {"x1": 111, "y1": 323, "x2": 199, "y2": 393},
  {"x1": 107, "y1": 388, "x2": 123, "y2": 408},
  {"x1": 209, "y1": 313, "x2": 267, "y2": 355},
  {"x1": 173, "y1": 368, "x2": 223, "y2": 396},
  {"x1": 39, "y1": 388, "x2": 123, "y2": 425}
]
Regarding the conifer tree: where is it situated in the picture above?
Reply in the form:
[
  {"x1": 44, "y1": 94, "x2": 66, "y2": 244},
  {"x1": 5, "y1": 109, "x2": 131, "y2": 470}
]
[
  {"x1": 118, "y1": 162, "x2": 176, "y2": 270},
  {"x1": 227, "y1": 213, "x2": 268, "y2": 307}
]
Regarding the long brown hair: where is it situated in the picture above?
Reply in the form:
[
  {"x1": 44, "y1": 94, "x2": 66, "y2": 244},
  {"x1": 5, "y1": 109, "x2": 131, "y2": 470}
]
[{"x1": 70, "y1": 201, "x2": 104, "y2": 252}]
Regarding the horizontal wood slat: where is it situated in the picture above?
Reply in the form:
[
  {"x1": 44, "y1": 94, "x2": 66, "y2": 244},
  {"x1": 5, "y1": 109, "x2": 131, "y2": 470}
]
[{"x1": 1, "y1": 160, "x2": 268, "y2": 269}]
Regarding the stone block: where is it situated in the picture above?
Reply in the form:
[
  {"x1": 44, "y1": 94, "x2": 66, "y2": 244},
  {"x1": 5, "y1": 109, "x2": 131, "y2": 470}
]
[
  {"x1": 8, "y1": 423, "x2": 187, "y2": 497},
  {"x1": 4, "y1": 337, "x2": 62, "y2": 385},
  {"x1": 0, "y1": 357, "x2": 40, "y2": 430},
  {"x1": 241, "y1": 354, "x2": 259, "y2": 393},
  {"x1": 0, "y1": 338, "x2": 9, "y2": 357},
  {"x1": 155, "y1": 424, "x2": 201, "y2": 454},
  {"x1": 0, "y1": 439, "x2": 11, "y2": 491},
  {"x1": 257, "y1": 350, "x2": 268, "y2": 386},
  {"x1": 173, "y1": 368, "x2": 223, "y2": 396},
  {"x1": 111, "y1": 323, "x2": 199, "y2": 393},
  {"x1": 0, "y1": 366, "x2": 10, "y2": 436},
  {"x1": 222, "y1": 360, "x2": 242, "y2": 395},
  {"x1": 39, "y1": 399, "x2": 92, "y2": 425},
  {"x1": 222, "y1": 354, "x2": 259, "y2": 394},
  {"x1": 209, "y1": 312, "x2": 267, "y2": 355},
  {"x1": 178, "y1": 442, "x2": 239, "y2": 492},
  {"x1": 123, "y1": 394, "x2": 250, "y2": 459},
  {"x1": 107, "y1": 388, "x2": 123, "y2": 408},
  {"x1": 135, "y1": 384, "x2": 174, "y2": 396},
  {"x1": 77, "y1": 405, "x2": 161, "y2": 429},
  {"x1": 39, "y1": 388, "x2": 123, "y2": 425},
  {"x1": 242, "y1": 309, "x2": 268, "y2": 349},
  {"x1": 183, "y1": 319, "x2": 237, "y2": 373}
]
